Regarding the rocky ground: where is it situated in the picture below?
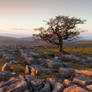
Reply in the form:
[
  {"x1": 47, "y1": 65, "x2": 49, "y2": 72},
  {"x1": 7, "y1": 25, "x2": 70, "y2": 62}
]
[{"x1": 0, "y1": 51, "x2": 92, "y2": 92}]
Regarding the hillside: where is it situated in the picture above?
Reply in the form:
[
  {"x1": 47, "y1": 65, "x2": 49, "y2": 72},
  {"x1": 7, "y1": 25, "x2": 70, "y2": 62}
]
[
  {"x1": 0, "y1": 36, "x2": 34, "y2": 46},
  {"x1": 0, "y1": 36, "x2": 92, "y2": 48}
]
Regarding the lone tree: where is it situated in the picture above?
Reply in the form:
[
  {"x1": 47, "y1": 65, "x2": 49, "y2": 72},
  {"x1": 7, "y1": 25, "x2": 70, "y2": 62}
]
[{"x1": 34, "y1": 16, "x2": 85, "y2": 53}]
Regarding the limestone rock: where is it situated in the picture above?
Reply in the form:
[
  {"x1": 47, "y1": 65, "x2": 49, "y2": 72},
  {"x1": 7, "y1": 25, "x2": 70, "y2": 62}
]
[
  {"x1": 63, "y1": 85, "x2": 89, "y2": 92},
  {"x1": 0, "y1": 71, "x2": 11, "y2": 81},
  {"x1": 39, "y1": 82, "x2": 51, "y2": 92},
  {"x1": 46, "y1": 59, "x2": 68, "y2": 69},
  {"x1": 59, "y1": 68, "x2": 75, "y2": 79},
  {"x1": 52, "y1": 82, "x2": 64, "y2": 92},
  {"x1": 64, "y1": 79, "x2": 70, "y2": 86},
  {"x1": 75, "y1": 69, "x2": 92, "y2": 76},
  {"x1": 73, "y1": 78, "x2": 86, "y2": 85},
  {"x1": 25, "y1": 65, "x2": 30, "y2": 74},
  {"x1": 1, "y1": 63, "x2": 11, "y2": 71},
  {"x1": 48, "y1": 78, "x2": 64, "y2": 92},
  {"x1": 86, "y1": 85, "x2": 92, "y2": 91}
]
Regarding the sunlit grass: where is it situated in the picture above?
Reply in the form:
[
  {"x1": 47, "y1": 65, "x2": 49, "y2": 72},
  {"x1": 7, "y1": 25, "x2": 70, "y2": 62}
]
[
  {"x1": 11, "y1": 64, "x2": 25, "y2": 73},
  {"x1": 37, "y1": 73, "x2": 58, "y2": 80},
  {"x1": 35, "y1": 48, "x2": 92, "y2": 55},
  {"x1": 0, "y1": 55, "x2": 27, "y2": 73},
  {"x1": 34, "y1": 48, "x2": 92, "y2": 70},
  {"x1": 35, "y1": 49, "x2": 59, "y2": 53},
  {"x1": 67, "y1": 61, "x2": 90, "y2": 70},
  {"x1": 64, "y1": 48, "x2": 92, "y2": 55},
  {"x1": 0, "y1": 47, "x2": 92, "y2": 74}
]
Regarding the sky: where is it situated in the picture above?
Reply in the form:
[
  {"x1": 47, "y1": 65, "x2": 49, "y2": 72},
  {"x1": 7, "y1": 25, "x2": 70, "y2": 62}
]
[{"x1": 0, "y1": 0, "x2": 92, "y2": 38}]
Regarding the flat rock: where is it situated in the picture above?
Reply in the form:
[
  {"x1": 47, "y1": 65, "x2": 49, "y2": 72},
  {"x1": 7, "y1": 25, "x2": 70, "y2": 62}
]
[
  {"x1": 59, "y1": 68, "x2": 75, "y2": 79},
  {"x1": 63, "y1": 85, "x2": 89, "y2": 92},
  {"x1": 86, "y1": 85, "x2": 92, "y2": 91}
]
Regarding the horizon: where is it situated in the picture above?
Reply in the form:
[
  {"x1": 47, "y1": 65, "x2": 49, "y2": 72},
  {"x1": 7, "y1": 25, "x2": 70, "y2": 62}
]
[
  {"x1": 0, "y1": 33, "x2": 92, "y2": 41},
  {"x1": 0, "y1": 0, "x2": 92, "y2": 38}
]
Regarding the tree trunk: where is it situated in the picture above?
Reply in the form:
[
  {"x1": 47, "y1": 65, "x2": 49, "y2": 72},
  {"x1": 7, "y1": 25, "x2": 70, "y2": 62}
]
[
  {"x1": 59, "y1": 40, "x2": 63, "y2": 53},
  {"x1": 59, "y1": 45, "x2": 62, "y2": 52}
]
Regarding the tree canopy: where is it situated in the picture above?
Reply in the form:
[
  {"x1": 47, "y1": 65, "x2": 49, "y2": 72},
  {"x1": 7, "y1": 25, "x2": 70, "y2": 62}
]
[{"x1": 34, "y1": 16, "x2": 85, "y2": 52}]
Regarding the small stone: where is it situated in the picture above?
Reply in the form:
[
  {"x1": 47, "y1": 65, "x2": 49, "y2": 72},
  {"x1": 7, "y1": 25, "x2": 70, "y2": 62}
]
[{"x1": 64, "y1": 79, "x2": 70, "y2": 85}]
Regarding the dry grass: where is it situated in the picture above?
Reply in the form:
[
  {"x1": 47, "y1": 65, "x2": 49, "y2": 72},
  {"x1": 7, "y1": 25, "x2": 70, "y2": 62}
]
[
  {"x1": 35, "y1": 49, "x2": 59, "y2": 53},
  {"x1": 37, "y1": 73, "x2": 58, "y2": 80},
  {"x1": 34, "y1": 48, "x2": 92, "y2": 70},
  {"x1": 35, "y1": 48, "x2": 92, "y2": 55},
  {"x1": 0, "y1": 55, "x2": 26, "y2": 73},
  {"x1": 11, "y1": 64, "x2": 25, "y2": 73},
  {"x1": 64, "y1": 48, "x2": 92, "y2": 55}
]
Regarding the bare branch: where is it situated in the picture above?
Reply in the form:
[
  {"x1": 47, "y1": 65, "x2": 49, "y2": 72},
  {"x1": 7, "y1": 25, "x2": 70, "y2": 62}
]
[{"x1": 34, "y1": 15, "x2": 86, "y2": 52}]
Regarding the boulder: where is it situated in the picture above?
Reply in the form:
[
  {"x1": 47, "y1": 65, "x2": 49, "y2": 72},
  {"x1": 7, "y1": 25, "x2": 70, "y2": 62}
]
[
  {"x1": 64, "y1": 79, "x2": 71, "y2": 86},
  {"x1": 9, "y1": 80, "x2": 28, "y2": 92},
  {"x1": 1, "y1": 63, "x2": 11, "y2": 71},
  {"x1": 63, "y1": 85, "x2": 89, "y2": 92},
  {"x1": 24, "y1": 75, "x2": 35, "y2": 81},
  {"x1": 74, "y1": 70, "x2": 92, "y2": 82},
  {"x1": 31, "y1": 79, "x2": 44, "y2": 87},
  {"x1": 86, "y1": 85, "x2": 92, "y2": 91},
  {"x1": 30, "y1": 52, "x2": 40, "y2": 58},
  {"x1": 48, "y1": 78, "x2": 64, "y2": 92},
  {"x1": 25, "y1": 65, "x2": 31, "y2": 74},
  {"x1": 25, "y1": 65, "x2": 47, "y2": 76},
  {"x1": 30, "y1": 65, "x2": 50, "y2": 76},
  {"x1": 73, "y1": 78, "x2": 86, "y2": 85},
  {"x1": 52, "y1": 82, "x2": 64, "y2": 92},
  {"x1": 0, "y1": 77, "x2": 22, "y2": 91},
  {"x1": 59, "y1": 68, "x2": 75, "y2": 79},
  {"x1": 0, "y1": 71, "x2": 11, "y2": 81},
  {"x1": 25, "y1": 57, "x2": 34, "y2": 64},
  {"x1": 0, "y1": 75, "x2": 34, "y2": 92},
  {"x1": 39, "y1": 82, "x2": 51, "y2": 92},
  {"x1": 75, "y1": 69, "x2": 92, "y2": 76},
  {"x1": 48, "y1": 78, "x2": 57, "y2": 89},
  {"x1": 46, "y1": 59, "x2": 68, "y2": 69}
]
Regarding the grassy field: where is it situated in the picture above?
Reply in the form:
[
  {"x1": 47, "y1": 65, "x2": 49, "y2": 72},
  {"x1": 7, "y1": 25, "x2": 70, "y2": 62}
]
[
  {"x1": 25, "y1": 40, "x2": 92, "y2": 48},
  {"x1": 0, "y1": 40, "x2": 92, "y2": 74},
  {"x1": 35, "y1": 47, "x2": 92, "y2": 55},
  {"x1": 34, "y1": 46, "x2": 92, "y2": 70},
  {"x1": 0, "y1": 54, "x2": 28, "y2": 73},
  {"x1": 27, "y1": 40, "x2": 92, "y2": 55}
]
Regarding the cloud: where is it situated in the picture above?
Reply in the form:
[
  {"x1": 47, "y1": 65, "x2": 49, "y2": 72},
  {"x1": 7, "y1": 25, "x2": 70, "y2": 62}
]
[{"x1": 0, "y1": 0, "x2": 31, "y2": 15}]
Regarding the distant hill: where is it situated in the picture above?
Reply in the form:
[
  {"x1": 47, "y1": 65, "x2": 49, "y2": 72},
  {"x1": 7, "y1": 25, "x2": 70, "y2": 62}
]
[
  {"x1": 0, "y1": 36, "x2": 35, "y2": 46},
  {"x1": 0, "y1": 36, "x2": 92, "y2": 47}
]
